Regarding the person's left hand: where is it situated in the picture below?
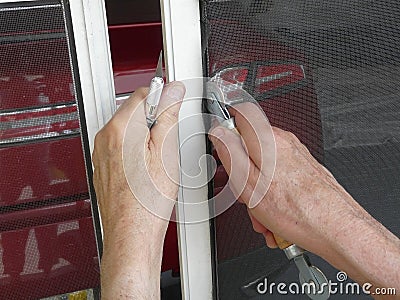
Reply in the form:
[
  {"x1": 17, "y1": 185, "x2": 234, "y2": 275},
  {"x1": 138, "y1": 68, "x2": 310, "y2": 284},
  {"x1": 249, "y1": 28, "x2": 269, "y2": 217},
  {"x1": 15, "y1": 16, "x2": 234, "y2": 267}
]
[{"x1": 92, "y1": 82, "x2": 184, "y2": 298}]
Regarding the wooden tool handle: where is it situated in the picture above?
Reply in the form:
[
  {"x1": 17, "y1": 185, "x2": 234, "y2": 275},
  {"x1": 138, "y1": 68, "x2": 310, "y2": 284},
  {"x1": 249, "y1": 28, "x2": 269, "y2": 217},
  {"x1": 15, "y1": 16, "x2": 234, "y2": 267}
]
[
  {"x1": 231, "y1": 127, "x2": 240, "y2": 136},
  {"x1": 273, "y1": 233, "x2": 293, "y2": 250}
]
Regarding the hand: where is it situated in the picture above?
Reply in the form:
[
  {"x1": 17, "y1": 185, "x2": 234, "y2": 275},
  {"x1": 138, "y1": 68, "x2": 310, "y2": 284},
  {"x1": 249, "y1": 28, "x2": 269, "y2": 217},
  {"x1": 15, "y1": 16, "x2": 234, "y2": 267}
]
[
  {"x1": 92, "y1": 82, "x2": 184, "y2": 299},
  {"x1": 209, "y1": 102, "x2": 400, "y2": 297},
  {"x1": 209, "y1": 101, "x2": 361, "y2": 251}
]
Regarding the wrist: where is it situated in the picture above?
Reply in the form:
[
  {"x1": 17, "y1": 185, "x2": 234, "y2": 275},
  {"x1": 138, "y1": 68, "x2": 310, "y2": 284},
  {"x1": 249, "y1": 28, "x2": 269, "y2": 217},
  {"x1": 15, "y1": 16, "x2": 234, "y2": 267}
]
[
  {"x1": 101, "y1": 210, "x2": 168, "y2": 299},
  {"x1": 100, "y1": 192, "x2": 171, "y2": 243},
  {"x1": 101, "y1": 239, "x2": 164, "y2": 299}
]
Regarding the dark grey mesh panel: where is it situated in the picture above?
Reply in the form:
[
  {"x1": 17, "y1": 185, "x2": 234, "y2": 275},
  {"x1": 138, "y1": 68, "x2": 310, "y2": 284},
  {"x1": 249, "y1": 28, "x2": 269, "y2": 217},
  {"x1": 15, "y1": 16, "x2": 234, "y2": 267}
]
[{"x1": 202, "y1": 1, "x2": 400, "y2": 299}]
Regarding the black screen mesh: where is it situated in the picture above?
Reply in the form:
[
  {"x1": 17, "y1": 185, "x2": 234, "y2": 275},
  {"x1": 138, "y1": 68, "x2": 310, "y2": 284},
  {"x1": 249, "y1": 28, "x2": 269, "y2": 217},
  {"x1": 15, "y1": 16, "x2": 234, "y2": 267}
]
[{"x1": 202, "y1": 1, "x2": 400, "y2": 299}]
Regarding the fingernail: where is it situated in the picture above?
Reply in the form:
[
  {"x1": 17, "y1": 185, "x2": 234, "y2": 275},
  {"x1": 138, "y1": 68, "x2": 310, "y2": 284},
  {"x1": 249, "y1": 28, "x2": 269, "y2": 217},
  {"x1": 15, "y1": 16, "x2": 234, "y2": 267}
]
[
  {"x1": 166, "y1": 83, "x2": 185, "y2": 100},
  {"x1": 211, "y1": 127, "x2": 225, "y2": 139}
]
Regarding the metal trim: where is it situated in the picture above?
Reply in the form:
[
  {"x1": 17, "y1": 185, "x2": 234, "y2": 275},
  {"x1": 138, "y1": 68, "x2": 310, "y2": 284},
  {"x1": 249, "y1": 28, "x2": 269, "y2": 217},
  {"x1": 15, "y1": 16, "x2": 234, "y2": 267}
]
[
  {"x1": 0, "y1": 0, "x2": 57, "y2": 4},
  {"x1": 0, "y1": 111, "x2": 77, "y2": 130},
  {"x1": 0, "y1": 128, "x2": 80, "y2": 145},
  {"x1": 0, "y1": 3, "x2": 58, "y2": 10},
  {"x1": 0, "y1": 103, "x2": 76, "y2": 116},
  {"x1": 0, "y1": 0, "x2": 47, "y2": 3}
]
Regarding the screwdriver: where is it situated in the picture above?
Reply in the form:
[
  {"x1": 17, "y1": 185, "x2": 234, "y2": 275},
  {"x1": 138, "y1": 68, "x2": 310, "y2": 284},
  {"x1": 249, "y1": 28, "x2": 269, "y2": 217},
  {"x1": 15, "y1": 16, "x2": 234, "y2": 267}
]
[{"x1": 146, "y1": 51, "x2": 164, "y2": 128}]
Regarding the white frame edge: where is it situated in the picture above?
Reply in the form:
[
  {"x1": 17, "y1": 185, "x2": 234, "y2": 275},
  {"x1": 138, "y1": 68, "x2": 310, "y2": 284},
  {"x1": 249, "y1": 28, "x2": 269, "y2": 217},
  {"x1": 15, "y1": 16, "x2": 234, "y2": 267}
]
[
  {"x1": 67, "y1": 0, "x2": 116, "y2": 252},
  {"x1": 68, "y1": 0, "x2": 116, "y2": 154},
  {"x1": 161, "y1": 0, "x2": 214, "y2": 299}
]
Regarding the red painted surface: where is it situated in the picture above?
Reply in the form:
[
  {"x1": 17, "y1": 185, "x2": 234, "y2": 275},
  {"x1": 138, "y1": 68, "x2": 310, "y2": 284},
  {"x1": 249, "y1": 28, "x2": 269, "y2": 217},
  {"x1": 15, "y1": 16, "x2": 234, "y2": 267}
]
[
  {"x1": 0, "y1": 215, "x2": 99, "y2": 299},
  {"x1": 0, "y1": 137, "x2": 88, "y2": 207},
  {"x1": 0, "y1": 39, "x2": 74, "y2": 111},
  {"x1": 162, "y1": 221, "x2": 180, "y2": 274},
  {"x1": 108, "y1": 23, "x2": 163, "y2": 94}
]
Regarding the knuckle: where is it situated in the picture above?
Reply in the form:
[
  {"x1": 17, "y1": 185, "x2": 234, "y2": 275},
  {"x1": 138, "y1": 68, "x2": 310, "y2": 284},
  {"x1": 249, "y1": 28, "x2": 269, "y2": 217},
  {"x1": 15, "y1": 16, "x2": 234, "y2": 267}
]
[
  {"x1": 94, "y1": 128, "x2": 106, "y2": 145},
  {"x1": 272, "y1": 128, "x2": 285, "y2": 144},
  {"x1": 286, "y1": 131, "x2": 299, "y2": 142},
  {"x1": 273, "y1": 128, "x2": 299, "y2": 149},
  {"x1": 160, "y1": 111, "x2": 179, "y2": 127},
  {"x1": 135, "y1": 87, "x2": 149, "y2": 99},
  {"x1": 95, "y1": 120, "x2": 124, "y2": 151}
]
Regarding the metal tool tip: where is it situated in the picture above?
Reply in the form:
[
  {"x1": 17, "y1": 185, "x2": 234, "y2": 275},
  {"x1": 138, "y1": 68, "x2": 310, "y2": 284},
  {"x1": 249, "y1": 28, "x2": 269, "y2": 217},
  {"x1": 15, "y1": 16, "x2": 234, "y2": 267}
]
[{"x1": 155, "y1": 51, "x2": 163, "y2": 78}]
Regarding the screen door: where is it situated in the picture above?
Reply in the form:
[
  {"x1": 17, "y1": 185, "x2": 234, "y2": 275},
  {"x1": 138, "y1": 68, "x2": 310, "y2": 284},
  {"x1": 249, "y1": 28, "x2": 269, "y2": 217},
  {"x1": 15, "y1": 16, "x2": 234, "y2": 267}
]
[{"x1": 200, "y1": 1, "x2": 400, "y2": 299}]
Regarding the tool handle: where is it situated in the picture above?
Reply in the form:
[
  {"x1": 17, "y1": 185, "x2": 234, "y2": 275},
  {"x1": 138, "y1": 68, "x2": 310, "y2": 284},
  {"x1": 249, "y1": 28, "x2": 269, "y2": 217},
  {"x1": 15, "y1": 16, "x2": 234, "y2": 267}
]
[
  {"x1": 147, "y1": 77, "x2": 164, "y2": 106},
  {"x1": 221, "y1": 118, "x2": 240, "y2": 135},
  {"x1": 231, "y1": 127, "x2": 240, "y2": 135},
  {"x1": 273, "y1": 233, "x2": 293, "y2": 250}
]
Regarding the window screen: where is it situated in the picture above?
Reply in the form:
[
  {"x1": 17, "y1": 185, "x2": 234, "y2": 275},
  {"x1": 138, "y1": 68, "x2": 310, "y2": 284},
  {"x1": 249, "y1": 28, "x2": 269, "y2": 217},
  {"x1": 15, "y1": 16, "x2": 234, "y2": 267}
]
[
  {"x1": 202, "y1": 1, "x2": 400, "y2": 299},
  {"x1": 0, "y1": 1, "x2": 100, "y2": 299}
]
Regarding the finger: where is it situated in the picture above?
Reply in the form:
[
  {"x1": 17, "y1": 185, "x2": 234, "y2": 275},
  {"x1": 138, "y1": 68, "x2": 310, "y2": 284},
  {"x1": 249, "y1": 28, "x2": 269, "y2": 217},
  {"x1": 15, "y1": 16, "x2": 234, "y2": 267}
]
[
  {"x1": 230, "y1": 102, "x2": 276, "y2": 207},
  {"x1": 114, "y1": 87, "x2": 149, "y2": 125},
  {"x1": 248, "y1": 211, "x2": 267, "y2": 234},
  {"x1": 112, "y1": 87, "x2": 149, "y2": 149},
  {"x1": 264, "y1": 231, "x2": 278, "y2": 248},
  {"x1": 150, "y1": 82, "x2": 185, "y2": 147},
  {"x1": 150, "y1": 82, "x2": 185, "y2": 187},
  {"x1": 230, "y1": 102, "x2": 275, "y2": 173},
  {"x1": 248, "y1": 211, "x2": 278, "y2": 248},
  {"x1": 209, "y1": 126, "x2": 255, "y2": 203}
]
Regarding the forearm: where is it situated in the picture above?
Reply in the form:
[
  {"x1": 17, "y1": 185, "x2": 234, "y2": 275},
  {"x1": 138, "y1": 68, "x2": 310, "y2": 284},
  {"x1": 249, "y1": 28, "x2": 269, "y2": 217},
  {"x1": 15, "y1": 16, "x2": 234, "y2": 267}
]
[
  {"x1": 328, "y1": 217, "x2": 399, "y2": 298},
  {"x1": 92, "y1": 83, "x2": 183, "y2": 299},
  {"x1": 100, "y1": 203, "x2": 169, "y2": 299},
  {"x1": 312, "y1": 188, "x2": 400, "y2": 299},
  {"x1": 101, "y1": 239, "x2": 164, "y2": 299}
]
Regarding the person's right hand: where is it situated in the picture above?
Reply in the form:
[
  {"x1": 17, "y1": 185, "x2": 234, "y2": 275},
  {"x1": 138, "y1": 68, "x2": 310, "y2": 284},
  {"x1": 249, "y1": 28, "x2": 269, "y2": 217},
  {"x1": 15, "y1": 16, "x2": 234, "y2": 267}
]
[
  {"x1": 208, "y1": 102, "x2": 379, "y2": 258},
  {"x1": 209, "y1": 102, "x2": 400, "y2": 298}
]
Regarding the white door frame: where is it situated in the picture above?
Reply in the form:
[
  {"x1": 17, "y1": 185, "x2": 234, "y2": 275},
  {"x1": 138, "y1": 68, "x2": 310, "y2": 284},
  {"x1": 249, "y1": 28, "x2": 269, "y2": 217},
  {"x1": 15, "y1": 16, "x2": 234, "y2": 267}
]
[
  {"x1": 68, "y1": 0, "x2": 116, "y2": 154},
  {"x1": 67, "y1": 0, "x2": 116, "y2": 259},
  {"x1": 161, "y1": 0, "x2": 214, "y2": 299}
]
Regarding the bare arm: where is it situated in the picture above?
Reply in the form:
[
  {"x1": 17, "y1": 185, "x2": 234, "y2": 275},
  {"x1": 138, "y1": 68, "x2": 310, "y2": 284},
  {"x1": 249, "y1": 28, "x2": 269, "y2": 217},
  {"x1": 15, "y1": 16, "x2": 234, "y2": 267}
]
[
  {"x1": 93, "y1": 83, "x2": 185, "y2": 299},
  {"x1": 209, "y1": 102, "x2": 400, "y2": 299}
]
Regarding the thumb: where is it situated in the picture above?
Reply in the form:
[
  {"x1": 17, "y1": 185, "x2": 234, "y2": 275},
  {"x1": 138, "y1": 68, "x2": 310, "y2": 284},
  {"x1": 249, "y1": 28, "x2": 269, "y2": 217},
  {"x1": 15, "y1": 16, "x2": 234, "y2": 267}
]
[
  {"x1": 209, "y1": 126, "x2": 247, "y2": 175},
  {"x1": 151, "y1": 81, "x2": 185, "y2": 149},
  {"x1": 149, "y1": 82, "x2": 184, "y2": 192},
  {"x1": 209, "y1": 126, "x2": 254, "y2": 202}
]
